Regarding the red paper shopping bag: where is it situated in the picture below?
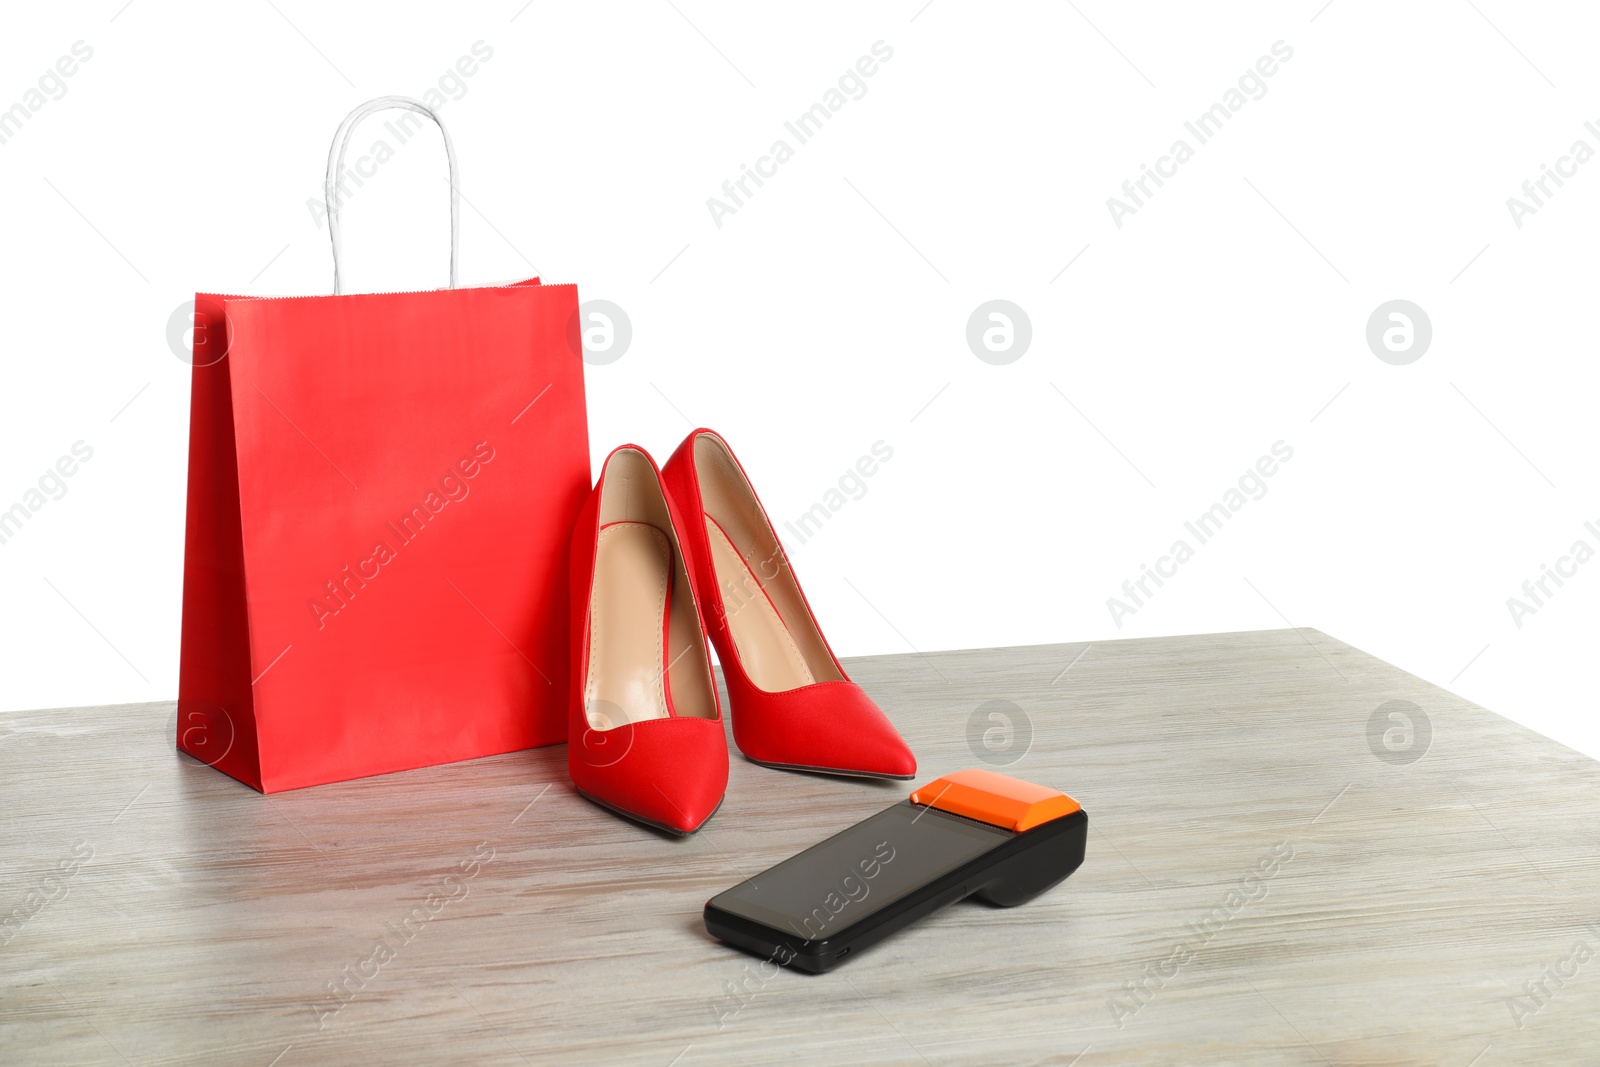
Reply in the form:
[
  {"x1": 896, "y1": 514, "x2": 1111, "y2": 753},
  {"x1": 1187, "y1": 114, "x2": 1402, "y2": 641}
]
[{"x1": 177, "y1": 97, "x2": 588, "y2": 792}]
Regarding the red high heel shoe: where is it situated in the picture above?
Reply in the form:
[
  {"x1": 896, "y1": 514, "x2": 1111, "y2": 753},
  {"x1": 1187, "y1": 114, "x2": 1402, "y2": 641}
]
[
  {"x1": 568, "y1": 445, "x2": 727, "y2": 834},
  {"x1": 662, "y1": 429, "x2": 916, "y2": 780}
]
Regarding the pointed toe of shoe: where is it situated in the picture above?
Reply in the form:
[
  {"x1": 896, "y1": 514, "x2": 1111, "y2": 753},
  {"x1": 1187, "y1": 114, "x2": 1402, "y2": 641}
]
[
  {"x1": 569, "y1": 717, "x2": 729, "y2": 834},
  {"x1": 837, "y1": 723, "x2": 917, "y2": 780},
  {"x1": 731, "y1": 680, "x2": 917, "y2": 779},
  {"x1": 865, "y1": 732, "x2": 918, "y2": 779}
]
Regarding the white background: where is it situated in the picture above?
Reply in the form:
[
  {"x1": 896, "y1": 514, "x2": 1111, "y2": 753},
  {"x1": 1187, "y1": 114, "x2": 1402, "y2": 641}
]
[{"x1": 2, "y1": 2, "x2": 1596, "y2": 759}]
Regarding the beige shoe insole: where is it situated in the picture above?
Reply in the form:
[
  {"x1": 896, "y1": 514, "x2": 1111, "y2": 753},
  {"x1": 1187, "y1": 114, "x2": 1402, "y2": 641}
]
[
  {"x1": 586, "y1": 522, "x2": 672, "y2": 729},
  {"x1": 705, "y1": 517, "x2": 815, "y2": 692}
]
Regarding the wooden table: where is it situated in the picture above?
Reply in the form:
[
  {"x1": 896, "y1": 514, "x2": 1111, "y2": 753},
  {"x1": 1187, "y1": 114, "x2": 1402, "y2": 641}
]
[{"x1": 3, "y1": 628, "x2": 1598, "y2": 1065}]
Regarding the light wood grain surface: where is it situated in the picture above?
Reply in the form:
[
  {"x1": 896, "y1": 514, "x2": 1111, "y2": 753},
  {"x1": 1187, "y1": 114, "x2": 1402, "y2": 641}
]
[{"x1": 3, "y1": 628, "x2": 1598, "y2": 1066}]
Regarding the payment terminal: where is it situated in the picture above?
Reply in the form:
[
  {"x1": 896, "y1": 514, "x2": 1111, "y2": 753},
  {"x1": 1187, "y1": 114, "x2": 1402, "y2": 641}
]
[{"x1": 704, "y1": 768, "x2": 1087, "y2": 973}]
